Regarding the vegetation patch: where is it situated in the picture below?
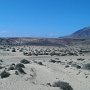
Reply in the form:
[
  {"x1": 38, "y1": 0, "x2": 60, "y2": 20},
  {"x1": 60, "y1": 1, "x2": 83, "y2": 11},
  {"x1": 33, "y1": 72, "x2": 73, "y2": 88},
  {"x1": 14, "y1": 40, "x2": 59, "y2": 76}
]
[
  {"x1": 0, "y1": 70, "x2": 10, "y2": 79},
  {"x1": 83, "y1": 63, "x2": 90, "y2": 70},
  {"x1": 20, "y1": 59, "x2": 30, "y2": 64},
  {"x1": 52, "y1": 81, "x2": 73, "y2": 90}
]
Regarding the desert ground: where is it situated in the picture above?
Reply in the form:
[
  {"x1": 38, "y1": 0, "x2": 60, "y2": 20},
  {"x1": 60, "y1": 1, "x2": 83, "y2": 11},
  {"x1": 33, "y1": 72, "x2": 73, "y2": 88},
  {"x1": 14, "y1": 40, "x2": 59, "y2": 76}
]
[{"x1": 0, "y1": 45, "x2": 90, "y2": 90}]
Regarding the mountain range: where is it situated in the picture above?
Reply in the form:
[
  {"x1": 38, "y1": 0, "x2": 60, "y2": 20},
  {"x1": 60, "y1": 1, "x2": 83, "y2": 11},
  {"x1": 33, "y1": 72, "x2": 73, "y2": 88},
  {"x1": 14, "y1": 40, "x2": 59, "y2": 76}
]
[{"x1": 0, "y1": 26, "x2": 90, "y2": 46}]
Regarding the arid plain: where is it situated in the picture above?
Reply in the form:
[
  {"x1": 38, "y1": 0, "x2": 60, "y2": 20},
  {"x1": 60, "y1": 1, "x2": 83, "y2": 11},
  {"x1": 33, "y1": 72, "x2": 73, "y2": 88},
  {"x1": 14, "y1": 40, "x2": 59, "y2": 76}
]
[{"x1": 0, "y1": 45, "x2": 90, "y2": 90}]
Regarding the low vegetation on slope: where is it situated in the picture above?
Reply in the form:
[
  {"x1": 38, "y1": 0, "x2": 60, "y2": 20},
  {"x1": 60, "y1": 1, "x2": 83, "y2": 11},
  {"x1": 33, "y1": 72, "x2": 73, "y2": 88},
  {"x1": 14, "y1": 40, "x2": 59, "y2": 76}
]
[{"x1": 52, "y1": 81, "x2": 73, "y2": 90}]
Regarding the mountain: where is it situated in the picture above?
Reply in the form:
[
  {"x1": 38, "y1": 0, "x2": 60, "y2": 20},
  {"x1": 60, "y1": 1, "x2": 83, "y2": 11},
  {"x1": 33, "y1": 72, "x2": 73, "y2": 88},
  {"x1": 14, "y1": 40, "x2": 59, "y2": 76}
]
[
  {"x1": 0, "y1": 26, "x2": 90, "y2": 46},
  {"x1": 68, "y1": 27, "x2": 90, "y2": 39}
]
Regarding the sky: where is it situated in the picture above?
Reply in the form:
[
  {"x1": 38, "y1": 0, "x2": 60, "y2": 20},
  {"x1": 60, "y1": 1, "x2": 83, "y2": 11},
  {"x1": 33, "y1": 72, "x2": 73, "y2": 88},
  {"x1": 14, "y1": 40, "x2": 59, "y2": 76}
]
[{"x1": 0, "y1": 0, "x2": 90, "y2": 37}]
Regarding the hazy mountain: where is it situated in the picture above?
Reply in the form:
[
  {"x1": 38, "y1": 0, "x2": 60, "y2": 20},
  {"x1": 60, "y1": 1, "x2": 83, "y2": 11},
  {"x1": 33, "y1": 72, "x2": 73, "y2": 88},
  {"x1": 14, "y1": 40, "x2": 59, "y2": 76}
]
[{"x1": 68, "y1": 27, "x2": 90, "y2": 39}]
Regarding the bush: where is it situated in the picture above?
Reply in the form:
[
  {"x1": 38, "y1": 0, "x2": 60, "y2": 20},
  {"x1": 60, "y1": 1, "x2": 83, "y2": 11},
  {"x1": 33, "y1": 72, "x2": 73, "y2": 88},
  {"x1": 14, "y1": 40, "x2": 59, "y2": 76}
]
[
  {"x1": 77, "y1": 58, "x2": 85, "y2": 61},
  {"x1": 83, "y1": 63, "x2": 90, "y2": 70},
  {"x1": 15, "y1": 63, "x2": 25, "y2": 69},
  {"x1": 0, "y1": 60, "x2": 3, "y2": 62},
  {"x1": 49, "y1": 59, "x2": 56, "y2": 63},
  {"x1": 76, "y1": 65, "x2": 81, "y2": 69},
  {"x1": 52, "y1": 81, "x2": 73, "y2": 90},
  {"x1": 12, "y1": 48, "x2": 16, "y2": 52},
  {"x1": 17, "y1": 67, "x2": 26, "y2": 74},
  {"x1": 19, "y1": 48, "x2": 23, "y2": 52},
  {"x1": 15, "y1": 71, "x2": 19, "y2": 75},
  {"x1": 8, "y1": 65, "x2": 15, "y2": 70},
  {"x1": 0, "y1": 66, "x2": 3, "y2": 69},
  {"x1": 6, "y1": 49, "x2": 10, "y2": 51},
  {"x1": 38, "y1": 62, "x2": 43, "y2": 65},
  {"x1": 71, "y1": 64, "x2": 81, "y2": 69},
  {"x1": 20, "y1": 59, "x2": 30, "y2": 64},
  {"x1": 65, "y1": 65, "x2": 69, "y2": 68},
  {"x1": 15, "y1": 63, "x2": 26, "y2": 74},
  {"x1": 0, "y1": 70, "x2": 10, "y2": 78}
]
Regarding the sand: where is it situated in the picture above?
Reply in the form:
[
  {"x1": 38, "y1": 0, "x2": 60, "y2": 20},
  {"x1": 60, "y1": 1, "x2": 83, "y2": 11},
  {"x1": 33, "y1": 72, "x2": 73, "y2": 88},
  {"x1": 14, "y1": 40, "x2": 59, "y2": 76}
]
[{"x1": 0, "y1": 46, "x2": 90, "y2": 90}]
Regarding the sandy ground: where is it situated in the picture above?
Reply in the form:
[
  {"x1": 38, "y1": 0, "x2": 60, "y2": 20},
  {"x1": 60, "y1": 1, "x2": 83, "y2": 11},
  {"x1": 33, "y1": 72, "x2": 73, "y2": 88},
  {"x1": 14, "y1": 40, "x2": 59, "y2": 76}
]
[{"x1": 0, "y1": 46, "x2": 90, "y2": 90}]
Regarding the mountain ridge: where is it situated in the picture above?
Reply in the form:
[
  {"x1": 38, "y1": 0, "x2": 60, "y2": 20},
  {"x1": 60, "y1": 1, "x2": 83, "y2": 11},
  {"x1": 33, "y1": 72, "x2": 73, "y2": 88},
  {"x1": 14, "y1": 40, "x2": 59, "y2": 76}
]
[
  {"x1": 0, "y1": 26, "x2": 90, "y2": 46},
  {"x1": 66, "y1": 27, "x2": 90, "y2": 39}
]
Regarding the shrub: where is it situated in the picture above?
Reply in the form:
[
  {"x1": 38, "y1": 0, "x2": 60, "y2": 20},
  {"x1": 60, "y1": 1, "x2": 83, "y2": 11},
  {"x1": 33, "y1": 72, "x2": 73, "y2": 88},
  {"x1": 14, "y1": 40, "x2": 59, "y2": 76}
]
[
  {"x1": 17, "y1": 67, "x2": 26, "y2": 74},
  {"x1": 76, "y1": 65, "x2": 81, "y2": 69},
  {"x1": 12, "y1": 48, "x2": 16, "y2": 52},
  {"x1": 83, "y1": 63, "x2": 90, "y2": 70},
  {"x1": 15, "y1": 71, "x2": 19, "y2": 75},
  {"x1": 52, "y1": 81, "x2": 73, "y2": 90},
  {"x1": 19, "y1": 48, "x2": 23, "y2": 52},
  {"x1": 12, "y1": 63, "x2": 15, "y2": 66},
  {"x1": 15, "y1": 63, "x2": 26, "y2": 74},
  {"x1": 20, "y1": 59, "x2": 30, "y2": 64},
  {"x1": 49, "y1": 59, "x2": 56, "y2": 63},
  {"x1": 6, "y1": 49, "x2": 10, "y2": 51},
  {"x1": 71, "y1": 63, "x2": 81, "y2": 69},
  {"x1": 0, "y1": 70, "x2": 10, "y2": 78},
  {"x1": 65, "y1": 65, "x2": 69, "y2": 68},
  {"x1": 8, "y1": 65, "x2": 15, "y2": 70},
  {"x1": 0, "y1": 65, "x2": 3, "y2": 69},
  {"x1": 38, "y1": 62, "x2": 43, "y2": 65},
  {"x1": 47, "y1": 83, "x2": 51, "y2": 86},
  {"x1": 15, "y1": 63, "x2": 25, "y2": 69},
  {"x1": 67, "y1": 61, "x2": 73, "y2": 65},
  {"x1": 77, "y1": 58, "x2": 85, "y2": 61},
  {"x1": 0, "y1": 60, "x2": 3, "y2": 62}
]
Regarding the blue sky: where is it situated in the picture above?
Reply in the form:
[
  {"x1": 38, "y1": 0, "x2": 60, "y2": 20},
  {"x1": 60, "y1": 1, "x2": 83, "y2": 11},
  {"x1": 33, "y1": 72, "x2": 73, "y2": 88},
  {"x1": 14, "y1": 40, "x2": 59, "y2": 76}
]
[{"x1": 0, "y1": 0, "x2": 90, "y2": 37}]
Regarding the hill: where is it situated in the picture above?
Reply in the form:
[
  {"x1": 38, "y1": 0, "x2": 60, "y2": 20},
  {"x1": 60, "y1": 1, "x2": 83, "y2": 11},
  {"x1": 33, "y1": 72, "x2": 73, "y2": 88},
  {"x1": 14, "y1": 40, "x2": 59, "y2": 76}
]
[{"x1": 68, "y1": 27, "x2": 90, "y2": 39}]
